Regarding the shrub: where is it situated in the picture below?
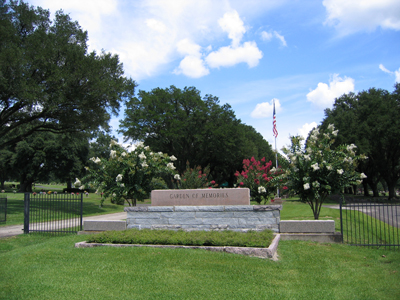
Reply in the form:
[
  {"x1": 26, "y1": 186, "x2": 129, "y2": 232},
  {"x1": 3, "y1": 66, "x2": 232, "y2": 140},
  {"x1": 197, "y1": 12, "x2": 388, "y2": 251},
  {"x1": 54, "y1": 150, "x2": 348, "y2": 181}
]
[
  {"x1": 86, "y1": 228, "x2": 274, "y2": 248},
  {"x1": 173, "y1": 161, "x2": 218, "y2": 189},
  {"x1": 234, "y1": 157, "x2": 282, "y2": 204}
]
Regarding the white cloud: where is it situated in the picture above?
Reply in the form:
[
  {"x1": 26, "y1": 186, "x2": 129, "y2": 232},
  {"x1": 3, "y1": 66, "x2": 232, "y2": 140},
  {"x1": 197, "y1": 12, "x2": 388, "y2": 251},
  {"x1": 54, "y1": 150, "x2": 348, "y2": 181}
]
[
  {"x1": 379, "y1": 64, "x2": 400, "y2": 83},
  {"x1": 379, "y1": 64, "x2": 392, "y2": 74},
  {"x1": 145, "y1": 19, "x2": 167, "y2": 33},
  {"x1": 274, "y1": 32, "x2": 287, "y2": 47},
  {"x1": 307, "y1": 74, "x2": 355, "y2": 109},
  {"x1": 32, "y1": 0, "x2": 119, "y2": 49},
  {"x1": 173, "y1": 56, "x2": 210, "y2": 78},
  {"x1": 261, "y1": 31, "x2": 273, "y2": 41},
  {"x1": 29, "y1": 1, "x2": 264, "y2": 79},
  {"x1": 395, "y1": 68, "x2": 400, "y2": 83},
  {"x1": 30, "y1": 0, "x2": 223, "y2": 79},
  {"x1": 175, "y1": 10, "x2": 262, "y2": 75},
  {"x1": 218, "y1": 10, "x2": 246, "y2": 47},
  {"x1": 206, "y1": 42, "x2": 262, "y2": 69},
  {"x1": 203, "y1": 10, "x2": 263, "y2": 69},
  {"x1": 298, "y1": 122, "x2": 318, "y2": 139},
  {"x1": 261, "y1": 31, "x2": 287, "y2": 47},
  {"x1": 250, "y1": 98, "x2": 281, "y2": 119},
  {"x1": 173, "y1": 39, "x2": 210, "y2": 78},
  {"x1": 176, "y1": 39, "x2": 202, "y2": 56},
  {"x1": 323, "y1": 0, "x2": 400, "y2": 35}
]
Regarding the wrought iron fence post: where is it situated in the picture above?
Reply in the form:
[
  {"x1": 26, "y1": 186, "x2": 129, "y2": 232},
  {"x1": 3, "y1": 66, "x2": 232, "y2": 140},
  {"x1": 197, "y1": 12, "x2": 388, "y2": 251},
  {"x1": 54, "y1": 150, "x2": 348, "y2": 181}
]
[
  {"x1": 4, "y1": 197, "x2": 6, "y2": 222},
  {"x1": 24, "y1": 193, "x2": 30, "y2": 234},
  {"x1": 340, "y1": 200, "x2": 344, "y2": 243},
  {"x1": 80, "y1": 193, "x2": 83, "y2": 231},
  {"x1": 0, "y1": 196, "x2": 7, "y2": 223}
]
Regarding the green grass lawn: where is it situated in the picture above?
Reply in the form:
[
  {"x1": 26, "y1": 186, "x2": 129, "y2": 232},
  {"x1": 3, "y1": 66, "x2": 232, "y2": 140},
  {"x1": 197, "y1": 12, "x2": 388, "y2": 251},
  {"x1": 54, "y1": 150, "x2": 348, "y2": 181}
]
[
  {"x1": 0, "y1": 234, "x2": 399, "y2": 299},
  {"x1": 1, "y1": 192, "x2": 399, "y2": 299},
  {"x1": 281, "y1": 198, "x2": 342, "y2": 230},
  {"x1": 281, "y1": 198, "x2": 400, "y2": 246}
]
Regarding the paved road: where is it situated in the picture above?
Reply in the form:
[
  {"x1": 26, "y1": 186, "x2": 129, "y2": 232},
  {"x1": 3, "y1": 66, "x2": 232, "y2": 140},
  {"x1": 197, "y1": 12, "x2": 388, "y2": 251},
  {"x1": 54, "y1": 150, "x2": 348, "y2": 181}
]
[
  {"x1": 0, "y1": 212, "x2": 127, "y2": 238},
  {"x1": 323, "y1": 204, "x2": 400, "y2": 228}
]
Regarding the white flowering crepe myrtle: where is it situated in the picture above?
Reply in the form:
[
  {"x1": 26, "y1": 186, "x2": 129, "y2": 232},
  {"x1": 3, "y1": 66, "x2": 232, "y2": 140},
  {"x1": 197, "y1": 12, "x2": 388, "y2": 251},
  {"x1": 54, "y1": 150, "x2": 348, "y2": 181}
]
[
  {"x1": 80, "y1": 141, "x2": 177, "y2": 206},
  {"x1": 280, "y1": 124, "x2": 367, "y2": 219}
]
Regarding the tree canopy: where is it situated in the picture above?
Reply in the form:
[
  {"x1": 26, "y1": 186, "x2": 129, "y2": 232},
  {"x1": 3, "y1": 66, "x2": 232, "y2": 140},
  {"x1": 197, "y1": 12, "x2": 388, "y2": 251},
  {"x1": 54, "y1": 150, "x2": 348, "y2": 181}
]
[
  {"x1": 0, "y1": 0, "x2": 136, "y2": 150},
  {"x1": 322, "y1": 84, "x2": 400, "y2": 199},
  {"x1": 119, "y1": 85, "x2": 274, "y2": 185},
  {"x1": 9, "y1": 131, "x2": 89, "y2": 192}
]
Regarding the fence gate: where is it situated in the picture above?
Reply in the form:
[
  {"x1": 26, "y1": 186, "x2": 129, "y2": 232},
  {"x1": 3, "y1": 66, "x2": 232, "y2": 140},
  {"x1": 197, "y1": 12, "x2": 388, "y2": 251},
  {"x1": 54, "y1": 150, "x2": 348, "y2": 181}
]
[
  {"x1": 24, "y1": 193, "x2": 83, "y2": 234},
  {"x1": 0, "y1": 197, "x2": 6, "y2": 223},
  {"x1": 340, "y1": 199, "x2": 400, "y2": 249}
]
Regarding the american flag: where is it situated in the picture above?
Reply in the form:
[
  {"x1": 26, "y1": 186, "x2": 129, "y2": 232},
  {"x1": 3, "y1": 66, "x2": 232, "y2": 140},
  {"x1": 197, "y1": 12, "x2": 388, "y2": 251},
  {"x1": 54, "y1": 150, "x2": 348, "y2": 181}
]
[{"x1": 273, "y1": 100, "x2": 278, "y2": 138}]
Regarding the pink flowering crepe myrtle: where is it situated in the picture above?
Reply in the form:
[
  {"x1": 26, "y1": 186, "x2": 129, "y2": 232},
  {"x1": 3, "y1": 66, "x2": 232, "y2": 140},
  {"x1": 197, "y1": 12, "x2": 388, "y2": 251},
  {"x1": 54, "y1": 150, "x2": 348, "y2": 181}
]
[{"x1": 234, "y1": 157, "x2": 283, "y2": 204}]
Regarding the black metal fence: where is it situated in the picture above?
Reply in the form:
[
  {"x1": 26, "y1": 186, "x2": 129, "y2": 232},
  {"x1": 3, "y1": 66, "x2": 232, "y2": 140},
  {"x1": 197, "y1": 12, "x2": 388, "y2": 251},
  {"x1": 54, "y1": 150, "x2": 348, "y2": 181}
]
[
  {"x1": 24, "y1": 193, "x2": 83, "y2": 234},
  {"x1": 340, "y1": 199, "x2": 400, "y2": 249},
  {"x1": 0, "y1": 197, "x2": 6, "y2": 223}
]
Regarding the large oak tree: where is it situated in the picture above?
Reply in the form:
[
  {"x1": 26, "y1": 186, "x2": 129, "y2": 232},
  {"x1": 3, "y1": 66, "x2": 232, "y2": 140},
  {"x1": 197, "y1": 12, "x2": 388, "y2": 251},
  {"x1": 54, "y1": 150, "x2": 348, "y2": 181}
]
[
  {"x1": 322, "y1": 84, "x2": 400, "y2": 199},
  {"x1": 119, "y1": 85, "x2": 274, "y2": 185},
  {"x1": 0, "y1": 0, "x2": 136, "y2": 150},
  {"x1": 11, "y1": 131, "x2": 90, "y2": 192}
]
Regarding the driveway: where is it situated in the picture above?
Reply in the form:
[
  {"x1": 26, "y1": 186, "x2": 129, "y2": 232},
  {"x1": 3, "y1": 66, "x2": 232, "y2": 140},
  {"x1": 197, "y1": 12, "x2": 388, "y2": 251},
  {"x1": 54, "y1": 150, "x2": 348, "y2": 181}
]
[{"x1": 323, "y1": 203, "x2": 400, "y2": 228}]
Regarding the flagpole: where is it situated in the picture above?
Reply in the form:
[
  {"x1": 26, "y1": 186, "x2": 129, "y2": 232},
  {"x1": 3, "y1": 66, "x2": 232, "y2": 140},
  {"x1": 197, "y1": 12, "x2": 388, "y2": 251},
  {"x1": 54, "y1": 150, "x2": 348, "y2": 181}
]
[
  {"x1": 273, "y1": 99, "x2": 279, "y2": 198},
  {"x1": 275, "y1": 133, "x2": 279, "y2": 197}
]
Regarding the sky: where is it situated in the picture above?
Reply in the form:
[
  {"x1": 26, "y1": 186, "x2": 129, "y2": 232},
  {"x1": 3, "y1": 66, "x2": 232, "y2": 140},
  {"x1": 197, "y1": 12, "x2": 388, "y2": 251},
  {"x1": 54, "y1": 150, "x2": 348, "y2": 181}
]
[{"x1": 29, "y1": 0, "x2": 400, "y2": 153}]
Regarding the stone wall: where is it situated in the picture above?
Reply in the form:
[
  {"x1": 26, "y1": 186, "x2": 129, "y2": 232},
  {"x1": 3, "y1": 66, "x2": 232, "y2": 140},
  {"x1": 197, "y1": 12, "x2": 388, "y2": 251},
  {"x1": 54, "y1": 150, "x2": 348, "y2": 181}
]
[{"x1": 125, "y1": 205, "x2": 282, "y2": 232}]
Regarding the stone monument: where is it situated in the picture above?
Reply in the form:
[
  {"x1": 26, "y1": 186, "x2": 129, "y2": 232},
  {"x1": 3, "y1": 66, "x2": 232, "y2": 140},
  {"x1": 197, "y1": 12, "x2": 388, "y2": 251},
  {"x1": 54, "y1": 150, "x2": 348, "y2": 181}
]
[{"x1": 125, "y1": 188, "x2": 282, "y2": 232}]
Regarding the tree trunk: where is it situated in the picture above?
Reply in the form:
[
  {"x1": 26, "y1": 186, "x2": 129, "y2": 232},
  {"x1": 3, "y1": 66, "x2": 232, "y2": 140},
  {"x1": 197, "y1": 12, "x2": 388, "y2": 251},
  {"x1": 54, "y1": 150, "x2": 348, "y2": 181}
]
[
  {"x1": 386, "y1": 179, "x2": 398, "y2": 200},
  {"x1": 310, "y1": 193, "x2": 327, "y2": 220},
  {"x1": 0, "y1": 180, "x2": 4, "y2": 190},
  {"x1": 388, "y1": 185, "x2": 396, "y2": 200},
  {"x1": 368, "y1": 181, "x2": 379, "y2": 197},
  {"x1": 18, "y1": 180, "x2": 33, "y2": 193},
  {"x1": 67, "y1": 180, "x2": 72, "y2": 190},
  {"x1": 363, "y1": 181, "x2": 369, "y2": 197}
]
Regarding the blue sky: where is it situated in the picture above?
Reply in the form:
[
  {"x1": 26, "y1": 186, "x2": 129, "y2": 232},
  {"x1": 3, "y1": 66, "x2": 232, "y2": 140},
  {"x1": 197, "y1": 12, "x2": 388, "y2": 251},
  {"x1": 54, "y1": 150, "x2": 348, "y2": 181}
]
[{"x1": 30, "y1": 0, "x2": 400, "y2": 152}]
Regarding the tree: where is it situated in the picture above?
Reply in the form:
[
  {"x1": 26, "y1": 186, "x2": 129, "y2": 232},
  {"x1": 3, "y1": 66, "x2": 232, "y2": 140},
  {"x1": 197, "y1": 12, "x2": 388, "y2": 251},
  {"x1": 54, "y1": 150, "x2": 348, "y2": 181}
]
[
  {"x1": 0, "y1": 1, "x2": 136, "y2": 150},
  {"x1": 0, "y1": 149, "x2": 13, "y2": 190},
  {"x1": 45, "y1": 133, "x2": 90, "y2": 190},
  {"x1": 172, "y1": 163, "x2": 218, "y2": 189},
  {"x1": 279, "y1": 125, "x2": 367, "y2": 219},
  {"x1": 10, "y1": 131, "x2": 89, "y2": 192},
  {"x1": 234, "y1": 157, "x2": 282, "y2": 204},
  {"x1": 322, "y1": 85, "x2": 400, "y2": 199},
  {"x1": 88, "y1": 131, "x2": 116, "y2": 160},
  {"x1": 119, "y1": 85, "x2": 274, "y2": 185},
  {"x1": 81, "y1": 141, "x2": 176, "y2": 206}
]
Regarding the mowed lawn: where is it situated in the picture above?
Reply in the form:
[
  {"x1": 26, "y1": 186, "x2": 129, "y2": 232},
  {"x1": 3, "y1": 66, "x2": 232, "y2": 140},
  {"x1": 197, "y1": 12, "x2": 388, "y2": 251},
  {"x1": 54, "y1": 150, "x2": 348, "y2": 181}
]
[
  {"x1": 0, "y1": 233, "x2": 399, "y2": 299},
  {"x1": 1, "y1": 192, "x2": 399, "y2": 299}
]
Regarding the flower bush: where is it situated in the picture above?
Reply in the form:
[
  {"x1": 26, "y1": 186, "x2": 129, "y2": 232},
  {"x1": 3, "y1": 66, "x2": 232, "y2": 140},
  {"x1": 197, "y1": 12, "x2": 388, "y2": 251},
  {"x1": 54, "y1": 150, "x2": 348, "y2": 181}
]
[
  {"x1": 173, "y1": 162, "x2": 218, "y2": 189},
  {"x1": 279, "y1": 124, "x2": 367, "y2": 219},
  {"x1": 234, "y1": 157, "x2": 281, "y2": 204},
  {"x1": 79, "y1": 141, "x2": 176, "y2": 206}
]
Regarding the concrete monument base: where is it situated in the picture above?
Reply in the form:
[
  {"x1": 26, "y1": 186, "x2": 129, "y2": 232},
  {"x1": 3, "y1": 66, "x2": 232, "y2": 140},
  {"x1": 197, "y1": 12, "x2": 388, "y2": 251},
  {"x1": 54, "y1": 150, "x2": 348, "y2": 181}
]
[{"x1": 124, "y1": 205, "x2": 282, "y2": 232}]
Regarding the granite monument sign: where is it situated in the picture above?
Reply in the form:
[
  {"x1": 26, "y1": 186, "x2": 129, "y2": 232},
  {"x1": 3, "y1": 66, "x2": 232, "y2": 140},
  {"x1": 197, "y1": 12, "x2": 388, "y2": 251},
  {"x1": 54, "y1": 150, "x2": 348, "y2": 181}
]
[{"x1": 151, "y1": 188, "x2": 250, "y2": 206}]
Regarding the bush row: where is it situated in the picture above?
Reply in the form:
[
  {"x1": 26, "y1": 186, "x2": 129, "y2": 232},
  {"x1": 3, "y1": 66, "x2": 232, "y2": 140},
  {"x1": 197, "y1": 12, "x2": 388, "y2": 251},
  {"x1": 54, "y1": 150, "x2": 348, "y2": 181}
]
[{"x1": 86, "y1": 228, "x2": 274, "y2": 248}]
